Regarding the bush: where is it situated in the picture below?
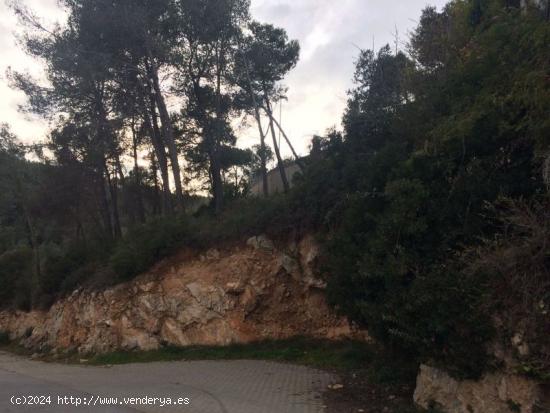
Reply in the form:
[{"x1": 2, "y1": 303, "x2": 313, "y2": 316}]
[
  {"x1": 317, "y1": 3, "x2": 549, "y2": 380},
  {"x1": 110, "y1": 216, "x2": 193, "y2": 280},
  {"x1": 192, "y1": 195, "x2": 299, "y2": 244},
  {"x1": 466, "y1": 197, "x2": 550, "y2": 380},
  {"x1": 41, "y1": 242, "x2": 89, "y2": 295},
  {"x1": 0, "y1": 330, "x2": 9, "y2": 345},
  {"x1": 0, "y1": 246, "x2": 33, "y2": 310},
  {"x1": 108, "y1": 196, "x2": 302, "y2": 281}
]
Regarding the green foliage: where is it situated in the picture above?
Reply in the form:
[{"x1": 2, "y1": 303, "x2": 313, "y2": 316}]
[
  {"x1": 110, "y1": 217, "x2": 193, "y2": 281},
  {"x1": 313, "y1": 2, "x2": 550, "y2": 379},
  {"x1": 191, "y1": 195, "x2": 297, "y2": 243},
  {"x1": 467, "y1": 197, "x2": 550, "y2": 381},
  {"x1": 40, "y1": 242, "x2": 97, "y2": 300},
  {"x1": 108, "y1": 196, "x2": 294, "y2": 282},
  {"x1": 506, "y1": 399, "x2": 522, "y2": 413},
  {"x1": 106, "y1": 194, "x2": 302, "y2": 282},
  {"x1": 0, "y1": 331, "x2": 10, "y2": 345},
  {"x1": 87, "y1": 338, "x2": 373, "y2": 371},
  {"x1": 0, "y1": 247, "x2": 33, "y2": 310}
]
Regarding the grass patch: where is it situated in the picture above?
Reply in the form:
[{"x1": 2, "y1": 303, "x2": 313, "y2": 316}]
[
  {"x1": 0, "y1": 342, "x2": 35, "y2": 358},
  {"x1": 88, "y1": 338, "x2": 374, "y2": 371}
]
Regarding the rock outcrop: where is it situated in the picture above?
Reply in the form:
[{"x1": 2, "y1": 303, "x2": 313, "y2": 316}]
[
  {"x1": 0, "y1": 235, "x2": 365, "y2": 354},
  {"x1": 414, "y1": 364, "x2": 547, "y2": 413}
]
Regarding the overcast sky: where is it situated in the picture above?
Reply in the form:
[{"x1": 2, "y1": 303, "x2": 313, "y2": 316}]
[{"x1": 0, "y1": 0, "x2": 448, "y2": 157}]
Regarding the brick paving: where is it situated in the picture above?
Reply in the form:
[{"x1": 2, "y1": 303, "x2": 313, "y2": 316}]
[{"x1": 0, "y1": 352, "x2": 335, "y2": 413}]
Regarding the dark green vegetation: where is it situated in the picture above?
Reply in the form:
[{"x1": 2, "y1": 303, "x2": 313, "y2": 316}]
[
  {"x1": 0, "y1": 331, "x2": 9, "y2": 345},
  {"x1": 87, "y1": 338, "x2": 373, "y2": 370},
  {"x1": 1, "y1": 0, "x2": 549, "y2": 383},
  {"x1": 314, "y1": 1, "x2": 550, "y2": 379}
]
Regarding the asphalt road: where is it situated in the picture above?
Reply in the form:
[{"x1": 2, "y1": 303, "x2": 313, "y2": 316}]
[{"x1": 0, "y1": 352, "x2": 334, "y2": 413}]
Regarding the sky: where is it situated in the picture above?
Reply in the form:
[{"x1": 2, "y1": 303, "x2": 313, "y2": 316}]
[{"x1": 0, "y1": 0, "x2": 449, "y2": 157}]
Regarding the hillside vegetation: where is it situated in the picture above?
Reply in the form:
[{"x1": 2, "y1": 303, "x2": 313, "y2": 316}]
[{"x1": 1, "y1": 0, "x2": 549, "y2": 381}]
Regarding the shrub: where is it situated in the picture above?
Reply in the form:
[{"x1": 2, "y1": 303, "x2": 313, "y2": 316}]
[
  {"x1": 41, "y1": 242, "x2": 89, "y2": 295},
  {"x1": 110, "y1": 216, "x2": 193, "y2": 280},
  {"x1": 466, "y1": 197, "x2": 550, "y2": 380},
  {"x1": 0, "y1": 330, "x2": 9, "y2": 345},
  {"x1": 0, "y1": 246, "x2": 33, "y2": 310}
]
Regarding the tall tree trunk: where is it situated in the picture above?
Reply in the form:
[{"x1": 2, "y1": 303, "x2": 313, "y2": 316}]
[
  {"x1": 93, "y1": 86, "x2": 122, "y2": 237},
  {"x1": 20, "y1": 196, "x2": 41, "y2": 303},
  {"x1": 145, "y1": 98, "x2": 173, "y2": 215},
  {"x1": 131, "y1": 118, "x2": 146, "y2": 223},
  {"x1": 239, "y1": 47, "x2": 269, "y2": 196},
  {"x1": 265, "y1": 111, "x2": 305, "y2": 171},
  {"x1": 104, "y1": 162, "x2": 122, "y2": 239},
  {"x1": 210, "y1": 147, "x2": 224, "y2": 213},
  {"x1": 99, "y1": 171, "x2": 115, "y2": 240},
  {"x1": 190, "y1": 75, "x2": 223, "y2": 212},
  {"x1": 24, "y1": 210, "x2": 41, "y2": 306},
  {"x1": 110, "y1": 180, "x2": 122, "y2": 238},
  {"x1": 254, "y1": 107, "x2": 269, "y2": 197},
  {"x1": 265, "y1": 95, "x2": 289, "y2": 193},
  {"x1": 115, "y1": 154, "x2": 126, "y2": 183},
  {"x1": 115, "y1": 151, "x2": 139, "y2": 225},
  {"x1": 13, "y1": 170, "x2": 41, "y2": 307},
  {"x1": 74, "y1": 208, "x2": 86, "y2": 244},
  {"x1": 145, "y1": 55, "x2": 185, "y2": 209},
  {"x1": 212, "y1": 47, "x2": 225, "y2": 213},
  {"x1": 150, "y1": 151, "x2": 161, "y2": 215}
]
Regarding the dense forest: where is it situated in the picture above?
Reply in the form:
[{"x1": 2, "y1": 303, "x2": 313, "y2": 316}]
[{"x1": 1, "y1": 0, "x2": 549, "y2": 382}]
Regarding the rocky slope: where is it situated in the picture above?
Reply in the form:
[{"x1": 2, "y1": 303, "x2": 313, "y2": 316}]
[{"x1": 0, "y1": 235, "x2": 365, "y2": 354}]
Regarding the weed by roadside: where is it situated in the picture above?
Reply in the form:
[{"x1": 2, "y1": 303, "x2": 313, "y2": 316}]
[{"x1": 87, "y1": 338, "x2": 373, "y2": 371}]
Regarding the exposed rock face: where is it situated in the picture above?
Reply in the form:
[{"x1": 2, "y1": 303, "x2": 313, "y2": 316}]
[
  {"x1": 414, "y1": 364, "x2": 546, "y2": 413},
  {"x1": 0, "y1": 235, "x2": 366, "y2": 354}
]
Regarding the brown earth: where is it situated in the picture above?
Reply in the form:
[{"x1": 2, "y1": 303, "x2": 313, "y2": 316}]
[{"x1": 0, "y1": 235, "x2": 367, "y2": 354}]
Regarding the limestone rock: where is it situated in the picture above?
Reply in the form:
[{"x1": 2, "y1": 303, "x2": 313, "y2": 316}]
[
  {"x1": 205, "y1": 248, "x2": 220, "y2": 260},
  {"x1": 0, "y1": 235, "x2": 366, "y2": 354},
  {"x1": 246, "y1": 235, "x2": 275, "y2": 252},
  {"x1": 186, "y1": 282, "x2": 228, "y2": 314},
  {"x1": 241, "y1": 285, "x2": 261, "y2": 316},
  {"x1": 511, "y1": 332, "x2": 530, "y2": 357},
  {"x1": 414, "y1": 364, "x2": 543, "y2": 413},
  {"x1": 277, "y1": 254, "x2": 300, "y2": 275},
  {"x1": 304, "y1": 276, "x2": 327, "y2": 290}
]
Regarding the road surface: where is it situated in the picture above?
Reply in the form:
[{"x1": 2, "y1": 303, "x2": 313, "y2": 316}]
[{"x1": 0, "y1": 351, "x2": 334, "y2": 413}]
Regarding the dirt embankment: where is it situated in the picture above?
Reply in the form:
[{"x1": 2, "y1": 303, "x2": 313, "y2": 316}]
[{"x1": 0, "y1": 235, "x2": 366, "y2": 354}]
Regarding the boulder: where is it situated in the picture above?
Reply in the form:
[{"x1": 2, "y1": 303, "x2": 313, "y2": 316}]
[
  {"x1": 205, "y1": 248, "x2": 221, "y2": 260},
  {"x1": 414, "y1": 364, "x2": 544, "y2": 413},
  {"x1": 246, "y1": 235, "x2": 275, "y2": 252}
]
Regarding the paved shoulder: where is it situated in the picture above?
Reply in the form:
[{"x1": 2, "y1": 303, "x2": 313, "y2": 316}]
[
  {"x1": 0, "y1": 367, "x2": 138, "y2": 413},
  {"x1": 0, "y1": 352, "x2": 334, "y2": 413}
]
